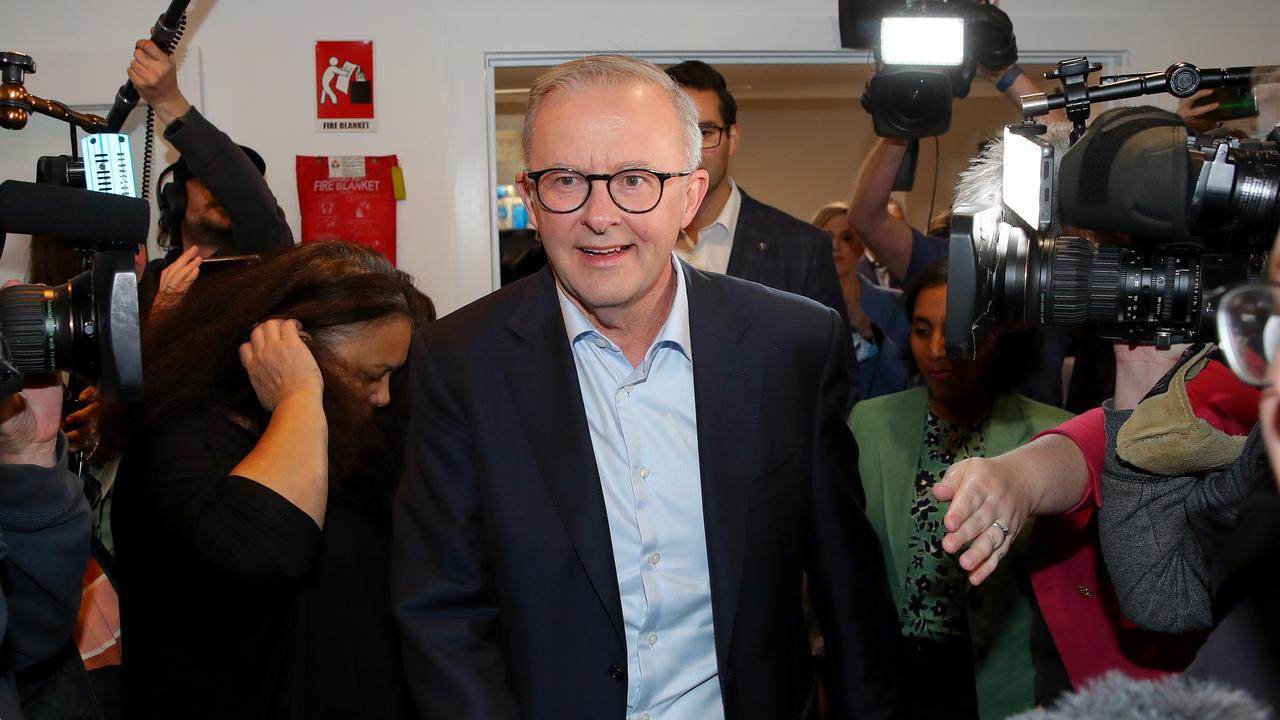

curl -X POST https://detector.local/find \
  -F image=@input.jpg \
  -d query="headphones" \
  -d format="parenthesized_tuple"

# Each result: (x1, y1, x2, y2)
(156, 144, 269, 248)
(156, 158, 192, 247)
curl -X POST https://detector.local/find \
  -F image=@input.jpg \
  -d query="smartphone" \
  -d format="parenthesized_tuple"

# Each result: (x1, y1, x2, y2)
(1191, 86, 1259, 122)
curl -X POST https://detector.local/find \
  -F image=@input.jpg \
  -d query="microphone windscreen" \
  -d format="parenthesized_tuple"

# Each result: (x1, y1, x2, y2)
(0, 180, 149, 249)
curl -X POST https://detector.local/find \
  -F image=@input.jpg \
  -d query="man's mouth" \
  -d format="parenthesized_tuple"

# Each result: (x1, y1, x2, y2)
(579, 245, 633, 257)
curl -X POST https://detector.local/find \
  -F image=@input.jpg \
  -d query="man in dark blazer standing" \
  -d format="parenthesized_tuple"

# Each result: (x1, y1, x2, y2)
(393, 55, 902, 720)
(666, 60, 857, 402)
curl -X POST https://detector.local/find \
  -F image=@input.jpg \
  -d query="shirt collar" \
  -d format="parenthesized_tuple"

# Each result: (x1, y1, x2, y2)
(698, 177, 741, 238)
(556, 254, 693, 362)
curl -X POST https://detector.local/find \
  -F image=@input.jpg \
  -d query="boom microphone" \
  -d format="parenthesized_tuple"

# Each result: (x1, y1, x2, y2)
(103, 0, 191, 133)
(0, 180, 149, 250)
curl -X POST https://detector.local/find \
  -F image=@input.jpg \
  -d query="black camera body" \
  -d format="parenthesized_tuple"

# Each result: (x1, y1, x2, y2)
(0, 180, 147, 401)
(862, 1, 1018, 139)
(946, 94, 1278, 360)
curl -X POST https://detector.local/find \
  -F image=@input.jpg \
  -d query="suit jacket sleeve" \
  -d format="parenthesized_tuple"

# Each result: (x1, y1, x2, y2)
(1098, 405, 1266, 633)
(392, 337, 519, 719)
(805, 309, 904, 719)
(166, 107, 294, 253)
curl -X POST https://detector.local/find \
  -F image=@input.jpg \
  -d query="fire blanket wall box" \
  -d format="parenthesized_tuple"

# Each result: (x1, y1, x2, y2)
(296, 155, 400, 265)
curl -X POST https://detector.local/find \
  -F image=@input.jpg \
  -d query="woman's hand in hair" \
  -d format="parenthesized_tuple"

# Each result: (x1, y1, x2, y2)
(239, 319, 323, 412)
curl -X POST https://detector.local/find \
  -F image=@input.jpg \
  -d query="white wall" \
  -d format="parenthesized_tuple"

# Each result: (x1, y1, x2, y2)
(3, 0, 1276, 313)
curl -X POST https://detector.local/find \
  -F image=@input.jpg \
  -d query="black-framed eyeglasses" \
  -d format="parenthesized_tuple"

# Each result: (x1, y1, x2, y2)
(699, 124, 728, 150)
(525, 167, 693, 214)
(1217, 281, 1280, 387)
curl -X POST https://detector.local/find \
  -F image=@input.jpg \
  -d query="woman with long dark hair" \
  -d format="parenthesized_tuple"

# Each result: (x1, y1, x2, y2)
(849, 258, 1070, 719)
(109, 241, 433, 719)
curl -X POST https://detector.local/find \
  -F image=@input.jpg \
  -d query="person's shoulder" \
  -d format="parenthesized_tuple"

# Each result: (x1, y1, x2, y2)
(692, 264, 834, 326)
(417, 272, 548, 347)
(736, 188, 829, 247)
(1005, 393, 1074, 428)
(850, 386, 925, 429)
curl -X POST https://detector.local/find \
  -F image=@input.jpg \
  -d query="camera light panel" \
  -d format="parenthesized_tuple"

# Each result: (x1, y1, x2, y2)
(1002, 126, 1053, 232)
(879, 16, 965, 67)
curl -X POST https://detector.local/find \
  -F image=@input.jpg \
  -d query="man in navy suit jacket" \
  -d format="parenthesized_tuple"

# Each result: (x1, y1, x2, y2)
(393, 55, 902, 720)
(666, 61, 858, 403)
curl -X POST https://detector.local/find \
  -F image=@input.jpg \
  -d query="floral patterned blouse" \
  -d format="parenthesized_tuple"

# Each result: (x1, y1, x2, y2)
(899, 408, 987, 641)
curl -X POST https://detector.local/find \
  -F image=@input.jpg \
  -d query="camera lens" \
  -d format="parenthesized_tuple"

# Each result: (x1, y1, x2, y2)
(1008, 234, 1259, 344)
(1042, 239, 1199, 328)
(0, 271, 99, 378)
(867, 70, 954, 138)
(1227, 160, 1280, 232)
(891, 77, 942, 123)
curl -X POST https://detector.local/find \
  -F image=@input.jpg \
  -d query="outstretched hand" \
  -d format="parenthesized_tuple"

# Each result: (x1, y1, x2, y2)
(932, 456, 1033, 586)
(239, 319, 324, 412)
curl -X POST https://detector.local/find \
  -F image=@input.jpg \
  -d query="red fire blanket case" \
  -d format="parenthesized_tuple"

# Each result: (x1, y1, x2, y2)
(296, 155, 398, 265)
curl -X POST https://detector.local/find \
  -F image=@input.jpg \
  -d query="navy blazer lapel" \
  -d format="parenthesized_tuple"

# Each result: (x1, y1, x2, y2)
(684, 263, 761, 665)
(499, 268, 626, 645)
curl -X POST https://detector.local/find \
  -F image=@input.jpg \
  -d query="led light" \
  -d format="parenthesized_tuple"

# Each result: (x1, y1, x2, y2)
(880, 16, 965, 67)
(1002, 127, 1053, 232)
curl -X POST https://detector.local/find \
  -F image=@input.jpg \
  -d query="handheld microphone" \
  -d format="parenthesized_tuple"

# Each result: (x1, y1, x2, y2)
(103, 0, 191, 133)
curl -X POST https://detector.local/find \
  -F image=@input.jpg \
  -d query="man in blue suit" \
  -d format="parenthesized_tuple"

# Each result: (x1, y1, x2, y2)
(393, 55, 902, 720)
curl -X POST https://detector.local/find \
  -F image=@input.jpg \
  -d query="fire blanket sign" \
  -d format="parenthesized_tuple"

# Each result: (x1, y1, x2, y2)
(315, 40, 375, 132)
(296, 155, 399, 265)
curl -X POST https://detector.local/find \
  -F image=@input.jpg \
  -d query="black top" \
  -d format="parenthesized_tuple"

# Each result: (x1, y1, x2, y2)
(111, 413, 409, 719)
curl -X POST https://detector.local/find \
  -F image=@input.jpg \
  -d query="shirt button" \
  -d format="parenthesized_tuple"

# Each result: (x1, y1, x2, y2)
(648, 552, 661, 566)
(639, 466, 650, 479)
(640, 714, 651, 720)
(646, 633, 658, 646)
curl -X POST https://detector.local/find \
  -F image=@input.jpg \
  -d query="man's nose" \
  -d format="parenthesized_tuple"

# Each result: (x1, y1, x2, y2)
(581, 180, 621, 234)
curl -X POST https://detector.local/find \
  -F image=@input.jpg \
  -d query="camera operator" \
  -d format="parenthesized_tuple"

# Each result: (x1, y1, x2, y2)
(845, 34, 1071, 405)
(846, 65, 1066, 290)
(930, 112, 1265, 691)
(1090, 242, 1280, 712)
(127, 36, 293, 311)
(0, 354, 96, 716)
(996, 238, 1280, 718)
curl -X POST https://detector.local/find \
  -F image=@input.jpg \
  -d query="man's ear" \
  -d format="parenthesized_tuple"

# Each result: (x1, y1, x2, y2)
(514, 171, 539, 231)
(727, 123, 741, 157)
(680, 169, 711, 229)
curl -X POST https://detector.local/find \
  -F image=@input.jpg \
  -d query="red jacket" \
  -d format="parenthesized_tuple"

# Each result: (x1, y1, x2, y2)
(1029, 360, 1258, 688)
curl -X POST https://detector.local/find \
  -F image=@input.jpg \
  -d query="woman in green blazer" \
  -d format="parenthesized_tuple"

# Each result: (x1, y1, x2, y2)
(849, 260, 1072, 720)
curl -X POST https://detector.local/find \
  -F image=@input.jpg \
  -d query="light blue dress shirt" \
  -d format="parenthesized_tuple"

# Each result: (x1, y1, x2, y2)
(556, 256, 723, 720)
